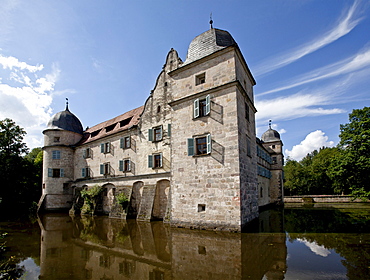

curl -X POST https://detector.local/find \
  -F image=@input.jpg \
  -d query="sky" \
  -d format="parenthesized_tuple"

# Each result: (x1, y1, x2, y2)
(0, 0, 369, 161)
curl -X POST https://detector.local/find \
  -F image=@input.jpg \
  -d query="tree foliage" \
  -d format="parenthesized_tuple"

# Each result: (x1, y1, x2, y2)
(0, 119, 42, 212)
(284, 107, 370, 199)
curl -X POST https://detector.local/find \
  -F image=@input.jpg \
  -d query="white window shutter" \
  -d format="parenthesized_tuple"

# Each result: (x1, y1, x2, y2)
(60, 168, 64, 177)
(205, 94, 210, 115)
(100, 164, 104, 174)
(101, 143, 105, 153)
(128, 160, 131, 171)
(194, 99, 199, 118)
(148, 129, 153, 142)
(48, 168, 52, 177)
(120, 138, 124, 149)
(119, 160, 123, 172)
(206, 134, 212, 154)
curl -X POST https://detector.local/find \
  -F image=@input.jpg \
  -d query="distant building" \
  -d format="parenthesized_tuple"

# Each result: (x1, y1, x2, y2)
(39, 26, 284, 232)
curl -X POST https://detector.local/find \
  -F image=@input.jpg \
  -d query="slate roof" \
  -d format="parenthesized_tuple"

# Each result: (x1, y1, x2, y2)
(183, 28, 237, 65)
(46, 107, 84, 135)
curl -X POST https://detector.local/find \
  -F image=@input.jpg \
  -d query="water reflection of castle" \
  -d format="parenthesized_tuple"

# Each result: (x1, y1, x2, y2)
(38, 214, 286, 279)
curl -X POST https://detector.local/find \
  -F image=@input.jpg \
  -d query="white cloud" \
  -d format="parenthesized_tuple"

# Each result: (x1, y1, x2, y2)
(0, 57, 59, 150)
(258, 46, 370, 96)
(255, 0, 363, 76)
(0, 54, 44, 72)
(297, 238, 331, 257)
(285, 130, 335, 161)
(256, 91, 344, 124)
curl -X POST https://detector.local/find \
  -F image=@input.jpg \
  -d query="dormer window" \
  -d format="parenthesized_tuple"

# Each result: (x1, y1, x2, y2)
(196, 73, 206, 85)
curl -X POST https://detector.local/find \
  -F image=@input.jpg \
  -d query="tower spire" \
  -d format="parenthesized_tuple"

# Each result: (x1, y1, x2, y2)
(210, 13, 213, 29)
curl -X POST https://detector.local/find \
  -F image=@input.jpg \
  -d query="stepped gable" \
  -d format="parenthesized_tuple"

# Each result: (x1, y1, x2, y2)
(80, 105, 144, 145)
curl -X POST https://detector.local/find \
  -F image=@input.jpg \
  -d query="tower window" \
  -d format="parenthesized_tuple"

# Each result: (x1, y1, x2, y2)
(188, 134, 211, 156)
(193, 95, 210, 118)
(157, 105, 161, 113)
(198, 204, 206, 212)
(195, 73, 206, 85)
(52, 150, 61, 159)
(48, 168, 64, 178)
(54, 137, 60, 142)
(245, 102, 250, 121)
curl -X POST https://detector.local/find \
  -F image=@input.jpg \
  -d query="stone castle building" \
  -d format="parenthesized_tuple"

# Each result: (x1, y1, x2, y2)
(39, 26, 284, 232)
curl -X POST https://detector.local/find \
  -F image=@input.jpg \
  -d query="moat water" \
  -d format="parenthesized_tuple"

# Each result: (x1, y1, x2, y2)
(1, 203, 370, 280)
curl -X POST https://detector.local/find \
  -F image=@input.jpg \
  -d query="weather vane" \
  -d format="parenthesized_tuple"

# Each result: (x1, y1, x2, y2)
(210, 13, 213, 29)
(269, 120, 272, 129)
(66, 98, 69, 110)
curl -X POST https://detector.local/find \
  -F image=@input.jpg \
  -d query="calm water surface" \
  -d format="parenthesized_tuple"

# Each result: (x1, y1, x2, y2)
(1, 203, 370, 280)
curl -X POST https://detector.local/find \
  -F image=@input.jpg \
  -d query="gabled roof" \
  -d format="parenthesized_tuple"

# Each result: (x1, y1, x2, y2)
(79, 105, 144, 145)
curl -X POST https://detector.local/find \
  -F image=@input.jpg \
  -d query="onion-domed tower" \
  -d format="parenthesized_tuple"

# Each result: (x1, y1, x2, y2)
(40, 101, 84, 211)
(261, 121, 284, 204)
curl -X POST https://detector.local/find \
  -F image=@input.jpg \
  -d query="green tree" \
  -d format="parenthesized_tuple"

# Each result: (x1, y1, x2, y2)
(284, 147, 340, 195)
(329, 107, 370, 199)
(0, 119, 41, 212)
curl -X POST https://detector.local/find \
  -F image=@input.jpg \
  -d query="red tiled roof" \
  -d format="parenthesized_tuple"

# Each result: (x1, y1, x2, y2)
(78, 105, 144, 145)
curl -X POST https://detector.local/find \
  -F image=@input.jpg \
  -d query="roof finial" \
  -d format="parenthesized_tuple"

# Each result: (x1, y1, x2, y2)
(66, 98, 69, 111)
(210, 13, 213, 29)
(269, 119, 272, 129)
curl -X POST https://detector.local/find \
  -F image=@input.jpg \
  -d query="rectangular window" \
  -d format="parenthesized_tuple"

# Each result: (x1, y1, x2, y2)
(100, 163, 110, 175)
(101, 142, 111, 154)
(148, 126, 163, 142)
(194, 95, 210, 118)
(119, 159, 131, 172)
(52, 150, 61, 159)
(245, 102, 250, 121)
(120, 136, 131, 149)
(195, 73, 206, 85)
(54, 137, 60, 142)
(148, 153, 162, 168)
(188, 134, 211, 156)
(272, 156, 277, 164)
(48, 168, 64, 178)
(246, 137, 251, 157)
(83, 148, 91, 159)
(81, 167, 90, 178)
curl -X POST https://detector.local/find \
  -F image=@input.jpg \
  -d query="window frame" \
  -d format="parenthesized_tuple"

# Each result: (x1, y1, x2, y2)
(120, 136, 131, 149)
(148, 153, 163, 169)
(119, 159, 131, 172)
(148, 126, 163, 142)
(188, 134, 211, 156)
(52, 150, 61, 160)
(48, 168, 64, 178)
(81, 167, 90, 178)
(194, 95, 210, 118)
(100, 142, 111, 154)
(195, 73, 206, 86)
(100, 163, 110, 175)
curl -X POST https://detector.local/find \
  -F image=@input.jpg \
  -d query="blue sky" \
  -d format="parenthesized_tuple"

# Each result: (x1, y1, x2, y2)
(0, 0, 369, 160)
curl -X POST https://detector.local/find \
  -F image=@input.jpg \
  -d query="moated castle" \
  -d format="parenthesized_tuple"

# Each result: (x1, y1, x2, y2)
(39, 27, 284, 232)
